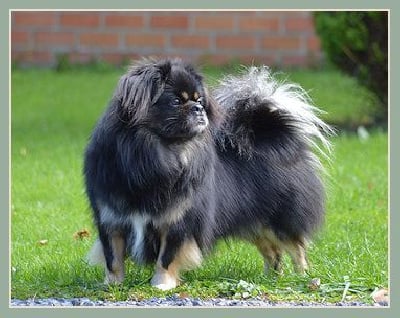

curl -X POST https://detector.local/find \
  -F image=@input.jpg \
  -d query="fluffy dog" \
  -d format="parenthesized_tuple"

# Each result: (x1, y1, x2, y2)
(84, 58, 332, 290)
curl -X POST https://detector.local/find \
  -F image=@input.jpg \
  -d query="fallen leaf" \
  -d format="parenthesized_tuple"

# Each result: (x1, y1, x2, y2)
(371, 288, 389, 304)
(308, 278, 321, 291)
(179, 292, 189, 299)
(38, 239, 48, 245)
(73, 229, 91, 240)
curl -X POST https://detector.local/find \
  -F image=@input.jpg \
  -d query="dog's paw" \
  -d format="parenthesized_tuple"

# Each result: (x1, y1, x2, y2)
(104, 270, 124, 285)
(150, 271, 178, 291)
(152, 282, 177, 291)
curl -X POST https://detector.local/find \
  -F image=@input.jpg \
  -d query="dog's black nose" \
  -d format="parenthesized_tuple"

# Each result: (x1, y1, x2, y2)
(191, 103, 204, 113)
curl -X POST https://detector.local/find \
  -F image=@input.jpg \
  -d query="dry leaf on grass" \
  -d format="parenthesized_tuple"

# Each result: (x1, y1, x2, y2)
(308, 278, 321, 291)
(179, 292, 190, 299)
(38, 239, 48, 245)
(73, 229, 91, 240)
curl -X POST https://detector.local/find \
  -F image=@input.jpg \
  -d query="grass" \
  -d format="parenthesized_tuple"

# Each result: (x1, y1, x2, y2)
(11, 67, 388, 304)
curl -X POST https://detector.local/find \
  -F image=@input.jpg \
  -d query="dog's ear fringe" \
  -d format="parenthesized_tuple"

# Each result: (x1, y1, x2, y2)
(203, 88, 225, 133)
(114, 58, 172, 126)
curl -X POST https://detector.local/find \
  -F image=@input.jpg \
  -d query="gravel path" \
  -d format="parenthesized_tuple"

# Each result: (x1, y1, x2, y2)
(10, 296, 388, 307)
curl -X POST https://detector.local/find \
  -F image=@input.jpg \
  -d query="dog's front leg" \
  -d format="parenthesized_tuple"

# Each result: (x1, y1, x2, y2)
(150, 229, 181, 290)
(151, 226, 203, 291)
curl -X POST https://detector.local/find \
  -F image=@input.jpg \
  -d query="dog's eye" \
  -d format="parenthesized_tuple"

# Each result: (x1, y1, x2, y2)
(197, 97, 204, 105)
(172, 98, 181, 106)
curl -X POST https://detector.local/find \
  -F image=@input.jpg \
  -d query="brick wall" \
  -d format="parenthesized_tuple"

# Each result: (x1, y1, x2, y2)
(11, 11, 322, 68)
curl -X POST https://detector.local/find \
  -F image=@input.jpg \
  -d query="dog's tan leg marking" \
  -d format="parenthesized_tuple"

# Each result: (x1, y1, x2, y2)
(151, 234, 202, 291)
(286, 240, 309, 274)
(253, 229, 310, 275)
(104, 234, 126, 284)
(254, 232, 283, 274)
(150, 231, 177, 290)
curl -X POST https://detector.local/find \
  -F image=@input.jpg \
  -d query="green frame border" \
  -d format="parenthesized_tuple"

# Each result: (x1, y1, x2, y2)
(4, 1, 397, 318)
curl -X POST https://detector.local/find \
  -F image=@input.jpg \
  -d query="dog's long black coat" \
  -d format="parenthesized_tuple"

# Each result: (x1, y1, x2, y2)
(84, 58, 331, 289)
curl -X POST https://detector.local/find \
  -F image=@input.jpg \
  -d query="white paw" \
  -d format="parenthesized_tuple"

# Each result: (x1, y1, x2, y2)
(150, 272, 178, 290)
(152, 282, 177, 291)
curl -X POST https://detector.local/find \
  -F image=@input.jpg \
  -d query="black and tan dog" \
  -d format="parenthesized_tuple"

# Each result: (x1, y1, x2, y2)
(84, 58, 332, 290)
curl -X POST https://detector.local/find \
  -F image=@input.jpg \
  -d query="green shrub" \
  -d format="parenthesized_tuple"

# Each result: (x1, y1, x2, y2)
(314, 11, 388, 120)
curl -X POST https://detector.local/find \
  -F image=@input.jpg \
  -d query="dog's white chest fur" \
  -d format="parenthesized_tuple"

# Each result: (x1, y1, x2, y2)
(87, 204, 150, 264)
(130, 214, 149, 262)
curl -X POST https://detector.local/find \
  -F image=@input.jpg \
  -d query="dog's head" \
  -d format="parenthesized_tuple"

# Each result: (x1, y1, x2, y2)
(114, 58, 220, 141)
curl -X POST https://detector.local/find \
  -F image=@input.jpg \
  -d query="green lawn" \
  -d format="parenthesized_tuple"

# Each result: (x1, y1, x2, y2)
(11, 67, 388, 303)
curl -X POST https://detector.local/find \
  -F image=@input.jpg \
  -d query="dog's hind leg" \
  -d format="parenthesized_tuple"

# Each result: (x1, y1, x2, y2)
(253, 235, 283, 275)
(97, 228, 126, 284)
(252, 228, 284, 274)
(150, 228, 202, 291)
(285, 238, 309, 274)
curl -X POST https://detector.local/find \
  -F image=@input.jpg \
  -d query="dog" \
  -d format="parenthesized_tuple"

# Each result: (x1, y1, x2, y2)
(83, 57, 332, 290)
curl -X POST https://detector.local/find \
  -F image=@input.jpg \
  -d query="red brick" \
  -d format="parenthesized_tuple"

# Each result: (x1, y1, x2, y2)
(60, 13, 100, 27)
(12, 51, 52, 63)
(199, 54, 275, 66)
(239, 17, 279, 31)
(68, 52, 94, 63)
(171, 35, 209, 49)
(101, 53, 138, 65)
(262, 37, 300, 49)
(238, 55, 275, 66)
(150, 16, 188, 29)
(150, 53, 191, 62)
(285, 17, 314, 32)
(11, 31, 29, 44)
(282, 55, 308, 66)
(216, 36, 256, 49)
(200, 54, 231, 66)
(35, 32, 75, 45)
(68, 52, 92, 63)
(80, 33, 118, 46)
(307, 35, 321, 52)
(13, 11, 56, 26)
(126, 34, 166, 48)
(195, 16, 234, 30)
(104, 14, 144, 28)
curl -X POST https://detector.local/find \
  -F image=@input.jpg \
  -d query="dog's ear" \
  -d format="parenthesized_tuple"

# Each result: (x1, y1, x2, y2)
(115, 58, 171, 125)
(157, 59, 172, 82)
(184, 62, 204, 83)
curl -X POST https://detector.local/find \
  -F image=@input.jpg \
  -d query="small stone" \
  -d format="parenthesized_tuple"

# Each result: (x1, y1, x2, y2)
(242, 291, 250, 299)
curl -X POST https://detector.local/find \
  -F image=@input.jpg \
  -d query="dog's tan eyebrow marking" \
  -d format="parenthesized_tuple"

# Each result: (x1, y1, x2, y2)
(181, 91, 189, 101)
(194, 92, 199, 100)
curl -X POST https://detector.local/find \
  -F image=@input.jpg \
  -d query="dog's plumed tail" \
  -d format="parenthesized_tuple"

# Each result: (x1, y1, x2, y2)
(214, 66, 333, 161)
